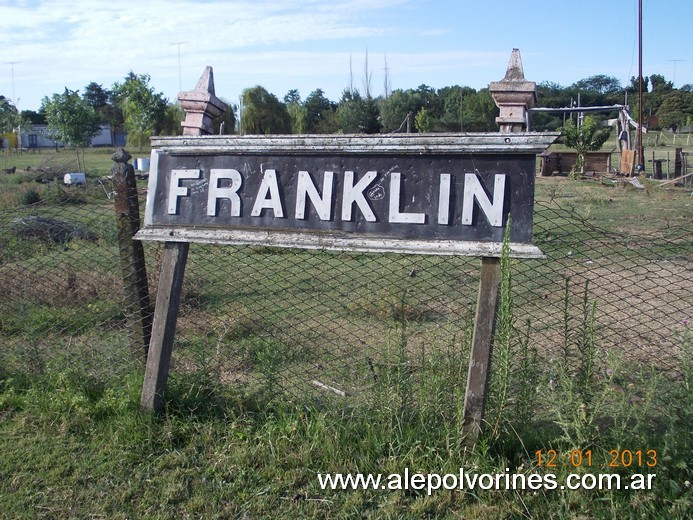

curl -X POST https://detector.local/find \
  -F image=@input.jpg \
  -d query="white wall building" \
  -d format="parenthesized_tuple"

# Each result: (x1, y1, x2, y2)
(20, 124, 115, 148)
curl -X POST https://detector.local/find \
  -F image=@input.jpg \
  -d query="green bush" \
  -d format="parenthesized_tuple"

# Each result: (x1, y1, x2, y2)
(19, 187, 42, 206)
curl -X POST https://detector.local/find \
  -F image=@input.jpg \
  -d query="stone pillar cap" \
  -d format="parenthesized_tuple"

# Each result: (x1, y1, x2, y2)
(178, 66, 227, 114)
(178, 66, 228, 135)
(488, 49, 536, 130)
(488, 48, 537, 104)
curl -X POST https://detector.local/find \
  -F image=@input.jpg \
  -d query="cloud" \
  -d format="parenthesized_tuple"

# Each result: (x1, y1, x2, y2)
(1, 0, 415, 106)
(4, 0, 610, 109)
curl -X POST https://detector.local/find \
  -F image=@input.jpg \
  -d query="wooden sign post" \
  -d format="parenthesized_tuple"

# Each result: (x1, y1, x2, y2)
(138, 54, 557, 434)
(140, 67, 227, 412)
(460, 49, 539, 447)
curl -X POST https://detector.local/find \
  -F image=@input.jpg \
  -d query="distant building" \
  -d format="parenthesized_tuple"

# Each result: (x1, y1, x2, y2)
(19, 124, 117, 149)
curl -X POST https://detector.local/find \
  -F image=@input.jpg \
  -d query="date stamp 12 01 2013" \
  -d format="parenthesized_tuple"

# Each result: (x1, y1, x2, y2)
(535, 449, 657, 469)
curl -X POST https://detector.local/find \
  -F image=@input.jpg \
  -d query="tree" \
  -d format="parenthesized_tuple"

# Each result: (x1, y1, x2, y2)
(562, 115, 611, 176)
(82, 81, 122, 127)
(284, 90, 307, 134)
(336, 89, 362, 133)
(460, 89, 497, 131)
(286, 103, 308, 134)
(649, 74, 673, 95)
(336, 89, 381, 134)
(211, 100, 237, 135)
(378, 89, 424, 132)
(630, 74, 675, 130)
(284, 89, 302, 105)
(569, 75, 623, 113)
(112, 72, 168, 149)
(21, 109, 46, 125)
(0, 96, 21, 134)
(532, 82, 571, 131)
(304, 88, 337, 133)
(436, 85, 475, 131)
(572, 75, 622, 96)
(83, 82, 111, 108)
(414, 107, 431, 133)
(627, 75, 649, 94)
(240, 86, 290, 135)
(655, 90, 693, 132)
(361, 96, 381, 134)
(158, 104, 185, 136)
(416, 84, 438, 114)
(42, 88, 101, 171)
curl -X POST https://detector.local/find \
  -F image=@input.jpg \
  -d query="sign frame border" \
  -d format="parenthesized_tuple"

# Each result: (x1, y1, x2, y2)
(137, 133, 559, 258)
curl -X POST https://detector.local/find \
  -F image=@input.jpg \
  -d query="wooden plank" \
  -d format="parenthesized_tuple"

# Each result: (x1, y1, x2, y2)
(151, 132, 559, 155)
(658, 171, 693, 186)
(140, 241, 189, 412)
(136, 227, 545, 259)
(461, 257, 501, 448)
(621, 149, 636, 176)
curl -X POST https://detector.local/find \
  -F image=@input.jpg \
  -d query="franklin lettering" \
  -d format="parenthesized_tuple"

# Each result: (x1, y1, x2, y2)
(166, 167, 506, 228)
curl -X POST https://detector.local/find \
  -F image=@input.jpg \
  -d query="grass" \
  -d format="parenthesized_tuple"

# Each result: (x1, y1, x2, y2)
(0, 145, 691, 517)
(0, 319, 690, 518)
(1, 146, 137, 177)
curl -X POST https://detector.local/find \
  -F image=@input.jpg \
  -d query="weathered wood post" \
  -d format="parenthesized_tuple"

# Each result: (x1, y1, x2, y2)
(140, 67, 227, 412)
(112, 147, 152, 360)
(674, 147, 682, 178)
(461, 49, 537, 448)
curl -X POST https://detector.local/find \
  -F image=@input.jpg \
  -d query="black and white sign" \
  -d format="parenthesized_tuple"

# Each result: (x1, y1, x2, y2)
(137, 134, 557, 257)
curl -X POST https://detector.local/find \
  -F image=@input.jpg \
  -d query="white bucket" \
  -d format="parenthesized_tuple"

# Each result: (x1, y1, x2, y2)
(136, 157, 150, 171)
(64, 173, 86, 185)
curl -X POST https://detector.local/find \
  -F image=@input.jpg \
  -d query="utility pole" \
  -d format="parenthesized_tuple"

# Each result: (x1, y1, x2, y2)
(668, 59, 685, 87)
(5, 61, 21, 150)
(5, 61, 20, 105)
(637, 0, 644, 173)
(348, 54, 354, 95)
(363, 49, 372, 99)
(171, 42, 189, 93)
(383, 54, 391, 98)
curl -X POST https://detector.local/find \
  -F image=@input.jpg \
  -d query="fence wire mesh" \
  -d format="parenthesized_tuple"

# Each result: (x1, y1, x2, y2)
(0, 173, 691, 412)
(0, 181, 141, 380)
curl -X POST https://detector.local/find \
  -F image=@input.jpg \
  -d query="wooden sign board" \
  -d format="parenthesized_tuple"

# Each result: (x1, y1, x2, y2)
(621, 149, 636, 176)
(137, 134, 558, 258)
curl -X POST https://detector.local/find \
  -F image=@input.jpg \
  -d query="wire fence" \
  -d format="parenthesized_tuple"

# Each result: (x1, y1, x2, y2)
(0, 171, 691, 411)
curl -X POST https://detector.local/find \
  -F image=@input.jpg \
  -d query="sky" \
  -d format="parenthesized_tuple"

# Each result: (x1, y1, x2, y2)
(1, 0, 692, 112)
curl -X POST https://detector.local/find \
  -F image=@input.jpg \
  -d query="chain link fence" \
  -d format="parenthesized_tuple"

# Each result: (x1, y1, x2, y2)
(1, 169, 691, 411)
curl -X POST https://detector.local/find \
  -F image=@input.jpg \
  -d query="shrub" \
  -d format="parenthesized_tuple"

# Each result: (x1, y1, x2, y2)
(19, 188, 42, 206)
